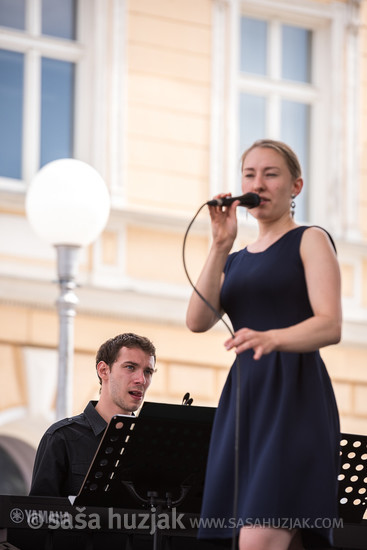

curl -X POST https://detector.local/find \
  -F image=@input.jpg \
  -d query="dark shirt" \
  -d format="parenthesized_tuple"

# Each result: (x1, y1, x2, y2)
(29, 401, 107, 497)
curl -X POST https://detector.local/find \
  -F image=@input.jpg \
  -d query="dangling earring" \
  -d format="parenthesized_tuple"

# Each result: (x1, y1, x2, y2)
(290, 195, 296, 218)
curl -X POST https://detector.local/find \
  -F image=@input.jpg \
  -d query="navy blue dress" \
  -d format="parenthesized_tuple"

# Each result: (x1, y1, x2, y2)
(199, 226, 340, 546)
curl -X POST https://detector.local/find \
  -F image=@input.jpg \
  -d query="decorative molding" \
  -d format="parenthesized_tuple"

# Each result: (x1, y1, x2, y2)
(23, 347, 57, 420)
(344, 0, 362, 240)
(109, 0, 127, 198)
(0, 274, 190, 324)
(0, 407, 27, 427)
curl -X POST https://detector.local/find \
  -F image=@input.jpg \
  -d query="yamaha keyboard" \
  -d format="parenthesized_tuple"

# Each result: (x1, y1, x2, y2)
(0, 494, 206, 550)
(1, 427, 367, 549)
(1, 495, 367, 550)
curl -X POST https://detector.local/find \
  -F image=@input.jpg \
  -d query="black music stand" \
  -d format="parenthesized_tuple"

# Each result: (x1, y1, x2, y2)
(73, 401, 215, 513)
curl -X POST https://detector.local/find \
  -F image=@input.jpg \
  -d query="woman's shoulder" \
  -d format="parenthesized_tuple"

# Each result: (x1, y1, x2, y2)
(301, 225, 337, 253)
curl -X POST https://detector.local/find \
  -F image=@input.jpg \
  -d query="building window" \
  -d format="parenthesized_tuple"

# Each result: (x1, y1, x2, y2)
(41, 57, 75, 166)
(41, 0, 76, 40)
(0, 0, 25, 31)
(0, 0, 79, 182)
(0, 49, 24, 179)
(238, 15, 314, 221)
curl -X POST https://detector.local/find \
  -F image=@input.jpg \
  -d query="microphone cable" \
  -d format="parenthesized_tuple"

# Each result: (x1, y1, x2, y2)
(182, 202, 241, 550)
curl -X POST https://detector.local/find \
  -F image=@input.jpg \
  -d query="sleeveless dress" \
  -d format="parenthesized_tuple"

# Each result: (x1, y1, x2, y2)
(198, 226, 340, 547)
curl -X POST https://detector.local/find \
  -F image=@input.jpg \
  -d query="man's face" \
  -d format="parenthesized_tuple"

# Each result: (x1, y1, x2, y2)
(102, 346, 155, 415)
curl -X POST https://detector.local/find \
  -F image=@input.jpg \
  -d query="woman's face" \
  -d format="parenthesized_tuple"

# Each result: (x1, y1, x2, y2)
(241, 146, 302, 221)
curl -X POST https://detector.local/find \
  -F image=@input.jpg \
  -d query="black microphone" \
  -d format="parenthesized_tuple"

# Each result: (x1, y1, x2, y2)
(182, 392, 194, 406)
(207, 192, 260, 208)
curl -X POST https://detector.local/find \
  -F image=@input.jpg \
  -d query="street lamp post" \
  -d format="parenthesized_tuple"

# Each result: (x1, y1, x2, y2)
(54, 244, 80, 419)
(26, 159, 110, 420)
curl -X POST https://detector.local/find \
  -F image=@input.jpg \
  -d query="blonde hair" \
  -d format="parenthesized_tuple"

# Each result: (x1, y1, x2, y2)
(241, 139, 302, 180)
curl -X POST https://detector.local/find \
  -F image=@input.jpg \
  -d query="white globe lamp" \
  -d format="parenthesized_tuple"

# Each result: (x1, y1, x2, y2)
(26, 159, 111, 419)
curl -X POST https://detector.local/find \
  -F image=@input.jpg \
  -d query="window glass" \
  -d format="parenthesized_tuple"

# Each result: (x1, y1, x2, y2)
(239, 93, 266, 153)
(238, 12, 314, 220)
(282, 25, 312, 83)
(42, 0, 76, 40)
(0, 0, 25, 30)
(238, 93, 266, 194)
(281, 99, 310, 220)
(240, 17, 267, 76)
(41, 58, 75, 166)
(0, 49, 24, 179)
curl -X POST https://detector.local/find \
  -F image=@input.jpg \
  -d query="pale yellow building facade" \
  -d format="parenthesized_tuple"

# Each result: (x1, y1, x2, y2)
(1, 0, 367, 488)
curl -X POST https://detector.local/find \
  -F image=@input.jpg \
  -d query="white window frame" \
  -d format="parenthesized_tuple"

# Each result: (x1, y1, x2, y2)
(0, 0, 127, 203)
(0, 0, 84, 192)
(211, 0, 359, 238)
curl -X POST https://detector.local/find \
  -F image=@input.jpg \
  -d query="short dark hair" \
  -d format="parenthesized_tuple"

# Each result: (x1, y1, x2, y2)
(95, 333, 156, 386)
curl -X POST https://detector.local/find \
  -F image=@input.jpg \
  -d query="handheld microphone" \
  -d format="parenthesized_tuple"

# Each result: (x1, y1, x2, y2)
(206, 192, 260, 208)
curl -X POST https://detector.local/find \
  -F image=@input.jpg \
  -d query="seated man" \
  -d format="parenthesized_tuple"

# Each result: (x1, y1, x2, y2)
(29, 332, 156, 497)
